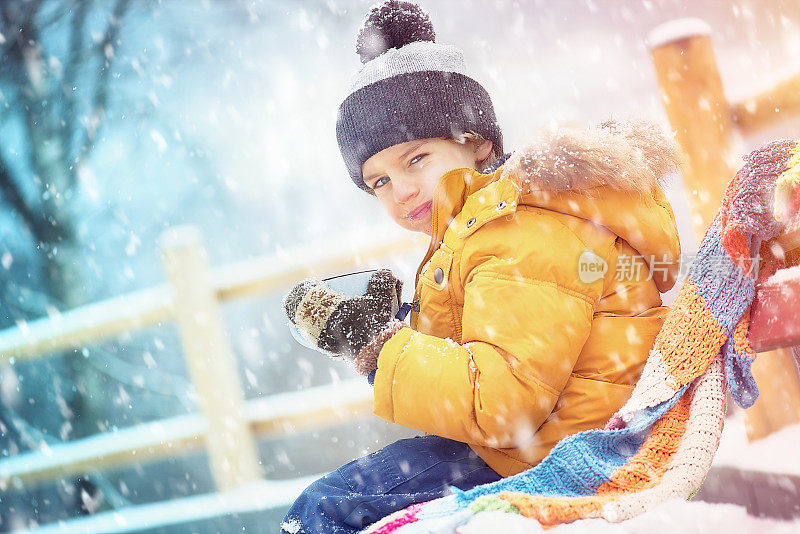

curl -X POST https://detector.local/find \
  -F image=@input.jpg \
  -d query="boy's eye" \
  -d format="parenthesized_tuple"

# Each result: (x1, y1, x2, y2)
(409, 154, 427, 165)
(371, 176, 390, 189)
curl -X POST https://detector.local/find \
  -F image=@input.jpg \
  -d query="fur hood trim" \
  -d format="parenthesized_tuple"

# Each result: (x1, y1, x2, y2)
(500, 119, 679, 197)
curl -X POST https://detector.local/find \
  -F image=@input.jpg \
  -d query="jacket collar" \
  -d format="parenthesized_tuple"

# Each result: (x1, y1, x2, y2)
(421, 120, 682, 292)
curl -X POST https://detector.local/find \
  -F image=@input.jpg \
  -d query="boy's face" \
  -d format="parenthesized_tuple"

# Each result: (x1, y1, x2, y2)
(362, 137, 492, 235)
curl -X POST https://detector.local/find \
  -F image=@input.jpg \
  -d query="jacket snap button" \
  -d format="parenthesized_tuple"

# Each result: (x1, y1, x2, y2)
(497, 200, 507, 210)
(434, 267, 444, 284)
(466, 218, 476, 228)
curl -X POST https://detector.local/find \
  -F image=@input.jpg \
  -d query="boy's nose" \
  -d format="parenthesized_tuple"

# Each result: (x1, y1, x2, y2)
(393, 181, 419, 204)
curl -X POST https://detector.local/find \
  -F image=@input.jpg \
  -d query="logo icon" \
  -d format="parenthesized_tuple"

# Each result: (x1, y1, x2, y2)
(578, 249, 608, 284)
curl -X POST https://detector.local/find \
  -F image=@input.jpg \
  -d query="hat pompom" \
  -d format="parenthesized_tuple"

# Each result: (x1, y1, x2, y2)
(356, 1, 435, 64)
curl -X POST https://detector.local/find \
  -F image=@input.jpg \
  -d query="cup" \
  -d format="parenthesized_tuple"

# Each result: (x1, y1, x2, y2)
(288, 270, 379, 354)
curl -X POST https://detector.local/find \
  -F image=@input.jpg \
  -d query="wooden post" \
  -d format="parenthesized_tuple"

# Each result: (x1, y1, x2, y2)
(648, 19, 741, 238)
(160, 225, 261, 490)
(747, 256, 800, 440)
(742, 348, 800, 440)
(649, 19, 800, 441)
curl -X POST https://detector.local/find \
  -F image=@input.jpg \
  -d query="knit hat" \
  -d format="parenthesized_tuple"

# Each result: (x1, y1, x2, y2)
(336, 1, 503, 192)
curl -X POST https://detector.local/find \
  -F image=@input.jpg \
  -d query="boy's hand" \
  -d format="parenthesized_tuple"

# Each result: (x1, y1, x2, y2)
(283, 269, 405, 376)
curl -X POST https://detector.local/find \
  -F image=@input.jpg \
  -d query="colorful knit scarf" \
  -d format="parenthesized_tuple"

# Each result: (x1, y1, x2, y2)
(363, 139, 800, 534)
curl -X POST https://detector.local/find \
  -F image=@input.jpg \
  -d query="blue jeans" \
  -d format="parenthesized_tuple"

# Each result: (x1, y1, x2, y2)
(280, 435, 502, 533)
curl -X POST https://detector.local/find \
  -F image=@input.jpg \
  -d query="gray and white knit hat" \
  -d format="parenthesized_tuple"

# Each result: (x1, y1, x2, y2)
(336, 1, 503, 193)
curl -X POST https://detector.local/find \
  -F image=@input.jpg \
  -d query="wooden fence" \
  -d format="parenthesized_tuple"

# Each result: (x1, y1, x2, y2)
(0, 226, 424, 530)
(649, 18, 800, 441)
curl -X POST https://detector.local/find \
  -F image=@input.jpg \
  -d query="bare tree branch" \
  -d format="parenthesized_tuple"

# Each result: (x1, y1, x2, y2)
(0, 3, 32, 86)
(0, 5, 12, 58)
(31, 0, 74, 32)
(0, 148, 51, 244)
(72, 0, 132, 171)
(10, 1, 53, 186)
(62, 0, 90, 161)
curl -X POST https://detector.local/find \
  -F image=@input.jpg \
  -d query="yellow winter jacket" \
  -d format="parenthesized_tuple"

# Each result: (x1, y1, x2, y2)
(372, 122, 682, 477)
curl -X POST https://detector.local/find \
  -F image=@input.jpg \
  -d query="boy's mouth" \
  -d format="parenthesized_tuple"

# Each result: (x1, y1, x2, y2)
(407, 201, 432, 221)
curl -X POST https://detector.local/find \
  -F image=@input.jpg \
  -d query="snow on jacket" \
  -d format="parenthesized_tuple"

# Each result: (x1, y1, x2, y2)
(372, 120, 682, 477)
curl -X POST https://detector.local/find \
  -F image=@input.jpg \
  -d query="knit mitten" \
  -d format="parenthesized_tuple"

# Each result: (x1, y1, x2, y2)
(283, 269, 405, 376)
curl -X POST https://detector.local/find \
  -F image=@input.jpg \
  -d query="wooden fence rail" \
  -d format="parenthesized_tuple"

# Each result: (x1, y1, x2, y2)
(0, 378, 373, 489)
(731, 71, 800, 136)
(0, 229, 422, 362)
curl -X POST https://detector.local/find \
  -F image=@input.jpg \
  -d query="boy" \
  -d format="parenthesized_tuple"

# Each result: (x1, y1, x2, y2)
(282, 2, 681, 532)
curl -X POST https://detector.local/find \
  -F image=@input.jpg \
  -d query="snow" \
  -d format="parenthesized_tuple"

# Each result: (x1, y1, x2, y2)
(646, 18, 712, 48)
(2, 0, 800, 530)
(24, 477, 322, 534)
(457, 500, 800, 534)
(713, 414, 800, 476)
(764, 265, 800, 286)
(157, 225, 205, 252)
(281, 517, 303, 534)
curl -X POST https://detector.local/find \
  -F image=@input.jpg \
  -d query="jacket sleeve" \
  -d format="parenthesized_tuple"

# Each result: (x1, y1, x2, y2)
(372, 214, 606, 448)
